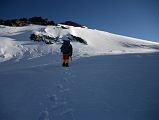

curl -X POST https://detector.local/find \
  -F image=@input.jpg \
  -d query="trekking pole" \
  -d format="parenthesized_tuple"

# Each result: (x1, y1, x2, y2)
(70, 56, 72, 61)
(60, 52, 63, 63)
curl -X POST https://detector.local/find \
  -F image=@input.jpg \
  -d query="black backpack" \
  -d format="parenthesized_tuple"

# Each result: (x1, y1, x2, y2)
(61, 41, 72, 55)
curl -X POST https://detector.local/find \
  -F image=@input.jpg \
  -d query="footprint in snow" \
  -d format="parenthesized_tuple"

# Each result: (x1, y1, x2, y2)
(47, 94, 58, 105)
(56, 84, 64, 89)
(60, 108, 76, 120)
(38, 110, 49, 120)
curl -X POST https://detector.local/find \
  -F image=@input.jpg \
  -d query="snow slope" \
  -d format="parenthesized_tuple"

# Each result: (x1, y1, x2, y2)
(0, 25, 159, 120)
(0, 25, 159, 62)
(0, 53, 159, 120)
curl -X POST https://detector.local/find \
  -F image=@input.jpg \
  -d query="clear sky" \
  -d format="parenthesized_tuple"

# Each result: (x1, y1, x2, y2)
(0, 0, 159, 42)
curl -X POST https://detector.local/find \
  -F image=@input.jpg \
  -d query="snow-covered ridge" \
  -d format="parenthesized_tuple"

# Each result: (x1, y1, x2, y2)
(0, 25, 159, 62)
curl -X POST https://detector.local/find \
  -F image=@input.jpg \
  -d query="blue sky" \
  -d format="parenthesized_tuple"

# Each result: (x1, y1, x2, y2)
(0, 0, 159, 42)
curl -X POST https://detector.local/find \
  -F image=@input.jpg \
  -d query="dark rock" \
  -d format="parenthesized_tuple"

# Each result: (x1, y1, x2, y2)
(61, 21, 84, 27)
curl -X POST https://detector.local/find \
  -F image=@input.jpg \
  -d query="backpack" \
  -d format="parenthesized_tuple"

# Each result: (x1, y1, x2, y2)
(61, 41, 72, 55)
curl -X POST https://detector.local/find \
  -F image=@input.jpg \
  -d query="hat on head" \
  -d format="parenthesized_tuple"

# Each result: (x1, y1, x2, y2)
(62, 35, 70, 41)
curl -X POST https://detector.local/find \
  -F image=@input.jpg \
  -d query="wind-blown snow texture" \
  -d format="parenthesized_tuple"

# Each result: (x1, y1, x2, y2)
(0, 25, 159, 120)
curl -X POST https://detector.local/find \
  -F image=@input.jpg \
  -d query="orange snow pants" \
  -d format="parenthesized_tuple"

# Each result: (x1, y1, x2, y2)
(62, 54, 69, 64)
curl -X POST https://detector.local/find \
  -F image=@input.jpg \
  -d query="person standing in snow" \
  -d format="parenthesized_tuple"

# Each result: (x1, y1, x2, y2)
(60, 38, 73, 67)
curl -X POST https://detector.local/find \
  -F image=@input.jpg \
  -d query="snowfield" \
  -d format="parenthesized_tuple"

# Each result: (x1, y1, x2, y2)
(0, 25, 159, 62)
(0, 25, 159, 120)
